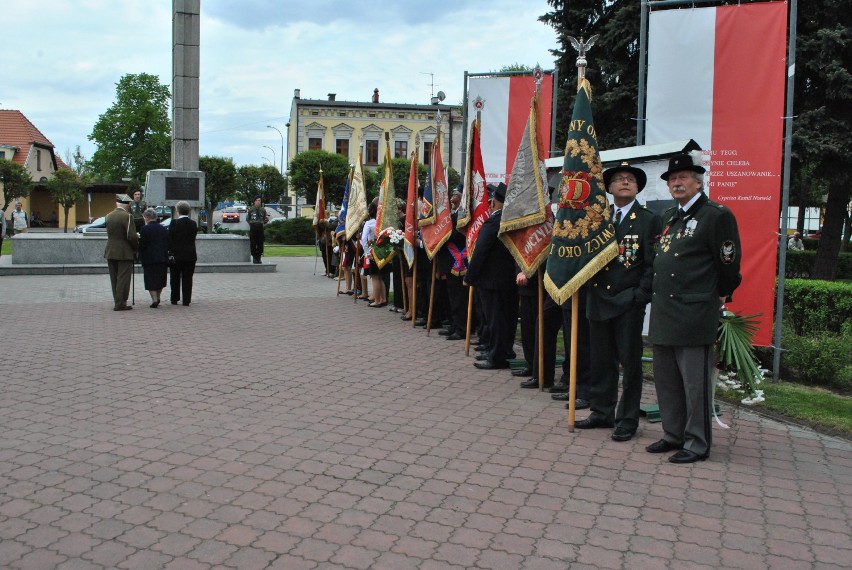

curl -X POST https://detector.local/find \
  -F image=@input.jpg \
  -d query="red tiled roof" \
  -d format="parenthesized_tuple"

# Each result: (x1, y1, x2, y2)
(0, 110, 57, 168)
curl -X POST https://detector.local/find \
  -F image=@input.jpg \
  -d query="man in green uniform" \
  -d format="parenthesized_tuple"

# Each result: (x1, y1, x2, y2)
(104, 194, 139, 311)
(647, 153, 742, 464)
(247, 196, 268, 264)
(129, 190, 147, 233)
(576, 162, 662, 442)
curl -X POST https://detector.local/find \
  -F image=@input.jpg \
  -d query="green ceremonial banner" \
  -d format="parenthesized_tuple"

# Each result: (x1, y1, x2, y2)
(543, 79, 617, 305)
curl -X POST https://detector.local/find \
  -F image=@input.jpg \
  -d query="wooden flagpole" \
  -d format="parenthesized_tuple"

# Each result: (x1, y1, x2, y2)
(567, 293, 579, 432)
(465, 286, 474, 357)
(426, 259, 436, 335)
(537, 268, 545, 390)
(411, 247, 418, 327)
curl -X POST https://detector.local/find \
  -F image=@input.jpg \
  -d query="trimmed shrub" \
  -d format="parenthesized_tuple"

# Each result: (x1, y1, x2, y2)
(782, 251, 852, 279)
(782, 322, 852, 392)
(266, 217, 315, 245)
(783, 279, 852, 336)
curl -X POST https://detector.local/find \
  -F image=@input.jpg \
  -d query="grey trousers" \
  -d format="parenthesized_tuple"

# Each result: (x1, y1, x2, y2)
(652, 344, 715, 455)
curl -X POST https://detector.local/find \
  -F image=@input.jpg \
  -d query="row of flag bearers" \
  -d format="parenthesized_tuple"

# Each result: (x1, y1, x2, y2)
(317, 71, 741, 464)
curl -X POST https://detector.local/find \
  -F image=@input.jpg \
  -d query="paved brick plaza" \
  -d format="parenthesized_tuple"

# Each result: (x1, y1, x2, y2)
(0, 257, 850, 569)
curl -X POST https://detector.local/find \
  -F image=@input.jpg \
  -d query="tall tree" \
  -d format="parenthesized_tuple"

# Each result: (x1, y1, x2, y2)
(199, 156, 237, 233)
(88, 73, 171, 184)
(47, 169, 85, 233)
(0, 159, 33, 216)
(287, 150, 351, 206)
(64, 146, 91, 178)
(540, 0, 640, 150)
(235, 164, 286, 206)
(791, 0, 852, 275)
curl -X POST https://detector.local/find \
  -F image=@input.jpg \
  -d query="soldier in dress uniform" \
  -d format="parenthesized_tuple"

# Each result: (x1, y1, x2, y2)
(247, 196, 268, 264)
(129, 190, 147, 233)
(104, 194, 139, 311)
(647, 152, 742, 464)
(576, 162, 662, 442)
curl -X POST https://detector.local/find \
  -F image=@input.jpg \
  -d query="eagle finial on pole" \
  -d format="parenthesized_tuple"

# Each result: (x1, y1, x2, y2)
(566, 34, 599, 86)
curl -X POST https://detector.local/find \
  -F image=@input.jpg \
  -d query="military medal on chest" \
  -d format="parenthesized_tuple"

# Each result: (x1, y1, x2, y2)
(618, 234, 639, 267)
(685, 218, 698, 237)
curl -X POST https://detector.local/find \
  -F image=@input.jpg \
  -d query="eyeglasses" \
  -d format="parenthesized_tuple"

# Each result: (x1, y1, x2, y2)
(611, 175, 636, 183)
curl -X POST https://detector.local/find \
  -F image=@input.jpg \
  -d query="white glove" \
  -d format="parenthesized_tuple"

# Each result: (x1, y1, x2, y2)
(333, 245, 340, 254)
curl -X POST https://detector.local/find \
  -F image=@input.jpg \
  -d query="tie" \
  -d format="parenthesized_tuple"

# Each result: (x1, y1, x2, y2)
(615, 209, 622, 225)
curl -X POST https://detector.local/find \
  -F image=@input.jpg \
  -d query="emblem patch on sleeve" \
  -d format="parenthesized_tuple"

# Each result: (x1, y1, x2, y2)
(720, 240, 736, 264)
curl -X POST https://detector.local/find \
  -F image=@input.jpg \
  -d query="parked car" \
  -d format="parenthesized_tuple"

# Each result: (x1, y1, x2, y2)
(805, 230, 821, 239)
(73, 216, 107, 234)
(221, 207, 240, 223)
(155, 205, 172, 221)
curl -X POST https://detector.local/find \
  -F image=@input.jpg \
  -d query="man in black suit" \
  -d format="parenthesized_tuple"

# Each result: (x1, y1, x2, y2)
(168, 201, 198, 306)
(576, 162, 662, 442)
(465, 183, 518, 370)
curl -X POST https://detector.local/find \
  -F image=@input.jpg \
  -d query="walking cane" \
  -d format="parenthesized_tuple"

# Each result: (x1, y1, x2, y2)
(131, 259, 136, 306)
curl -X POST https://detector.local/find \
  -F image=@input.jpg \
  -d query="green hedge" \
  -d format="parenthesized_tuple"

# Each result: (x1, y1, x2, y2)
(783, 251, 852, 279)
(783, 279, 852, 336)
(265, 217, 316, 245)
(782, 322, 852, 391)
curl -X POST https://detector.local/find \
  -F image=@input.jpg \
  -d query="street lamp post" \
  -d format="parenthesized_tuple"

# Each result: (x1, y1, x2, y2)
(262, 145, 276, 170)
(266, 125, 284, 174)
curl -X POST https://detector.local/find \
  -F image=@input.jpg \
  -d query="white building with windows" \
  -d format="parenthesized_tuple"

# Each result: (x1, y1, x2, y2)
(287, 89, 464, 173)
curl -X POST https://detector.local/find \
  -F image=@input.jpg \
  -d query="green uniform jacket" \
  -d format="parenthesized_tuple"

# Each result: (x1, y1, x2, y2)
(247, 206, 267, 225)
(649, 193, 741, 346)
(103, 207, 139, 261)
(587, 202, 662, 322)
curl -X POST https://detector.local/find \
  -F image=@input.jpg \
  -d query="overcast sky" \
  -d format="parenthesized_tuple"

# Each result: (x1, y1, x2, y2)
(4, 0, 558, 170)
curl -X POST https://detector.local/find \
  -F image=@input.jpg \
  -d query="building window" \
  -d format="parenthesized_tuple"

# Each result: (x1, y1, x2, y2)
(365, 140, 379, 165)
(309, 138, 322, 151)
(368, 112, 376, 118)
(394, 141, 408, 158)
(423, 141, 433, 166)
(36, 149, 42, 171)
(0, 151, 5, 160)
(398, 113, 405, 119)
(338, 112, 346, 117)
(311, 110, 319, 116)
(336, 139, 349, 158)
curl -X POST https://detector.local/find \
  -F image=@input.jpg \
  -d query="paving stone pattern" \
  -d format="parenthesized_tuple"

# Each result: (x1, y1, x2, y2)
(0, 258, 850, 569)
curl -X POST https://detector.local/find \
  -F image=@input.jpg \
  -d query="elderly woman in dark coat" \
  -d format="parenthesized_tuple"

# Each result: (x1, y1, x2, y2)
(138, 208, 170, 308)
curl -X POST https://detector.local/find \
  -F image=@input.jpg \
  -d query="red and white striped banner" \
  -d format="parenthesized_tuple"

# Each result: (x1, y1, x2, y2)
(467, 74, 554, 186)
(646, 2, 788, 346)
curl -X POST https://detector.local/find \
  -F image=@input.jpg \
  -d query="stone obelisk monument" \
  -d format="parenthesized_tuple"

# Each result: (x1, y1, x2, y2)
(145, 1, 204, 216)
(172, 0, 200, 171)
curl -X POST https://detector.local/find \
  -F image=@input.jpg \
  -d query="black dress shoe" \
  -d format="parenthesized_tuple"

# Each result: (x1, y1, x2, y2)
(414, 318, 426, 327)
(113, 305, 132, 311)
(400, 315, 413, 321)
(519, 378, 539, 389)
(645, 439, 682, 454)
(511, 367, 533, 377)
(668, 449, 708, 464)
(611, 427, 636, 442)
(438, 328, 454, 336)
(575, 398, 590, 410)
(549, 383, 568, 394)
(474, 360, 509, 370)
(551, 392, 569, 401)
(445, 333, 464, 340)
(475, 353, 489, 361)
(574, 416, 615, 429)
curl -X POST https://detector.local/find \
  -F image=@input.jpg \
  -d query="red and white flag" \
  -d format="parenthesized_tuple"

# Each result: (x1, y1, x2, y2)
(646, 2, 788, 345)
(466, 73, 554, 186)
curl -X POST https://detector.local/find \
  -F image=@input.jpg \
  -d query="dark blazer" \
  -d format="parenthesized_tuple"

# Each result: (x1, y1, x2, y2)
(103, 207, 138, 260)
(169, 216, 198, 262)
(138, 221, 170, 266)
(587, 202, 662, 321)
(649, 193, 742, 346)
(465, 209, 516, 290)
